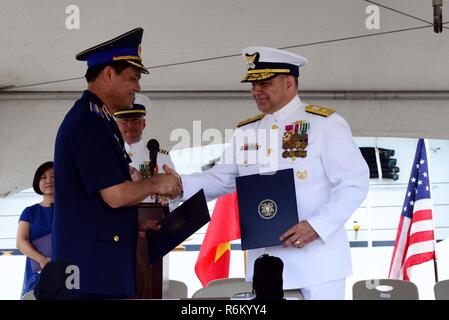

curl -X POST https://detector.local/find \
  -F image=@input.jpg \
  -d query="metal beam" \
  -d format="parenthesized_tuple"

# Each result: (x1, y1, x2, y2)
(2, 91, 449, 101)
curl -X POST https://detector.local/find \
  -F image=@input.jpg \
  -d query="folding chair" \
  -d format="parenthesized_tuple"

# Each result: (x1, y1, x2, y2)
(192, 281, 253, 299)
(434, 279, 449, 300)
(352, 279, 419, 300)
(193, 280, 304, 300)
(206, 277, 246, 287)
(167, 280, 188, 299)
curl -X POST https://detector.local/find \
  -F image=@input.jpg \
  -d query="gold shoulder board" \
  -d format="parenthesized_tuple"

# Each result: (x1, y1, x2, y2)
(237, 114, 264, 128)
(305, 105, 336, 117)
(159, 148, 169, 155)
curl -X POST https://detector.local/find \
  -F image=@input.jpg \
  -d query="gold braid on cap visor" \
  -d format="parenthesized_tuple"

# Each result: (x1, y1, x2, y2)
(242, 68, 291, 81)
(112, 55, 142, 61)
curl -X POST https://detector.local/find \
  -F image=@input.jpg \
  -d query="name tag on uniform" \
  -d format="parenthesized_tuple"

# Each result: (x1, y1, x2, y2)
(236, 169, 299, 250)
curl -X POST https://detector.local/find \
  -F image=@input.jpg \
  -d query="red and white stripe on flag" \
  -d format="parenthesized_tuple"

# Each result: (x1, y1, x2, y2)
(389, 199, 436, 280)
(389, 139, 436, 280)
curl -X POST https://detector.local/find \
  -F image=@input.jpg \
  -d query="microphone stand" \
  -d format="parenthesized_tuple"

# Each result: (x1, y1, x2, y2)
(146, 139, 169, 217)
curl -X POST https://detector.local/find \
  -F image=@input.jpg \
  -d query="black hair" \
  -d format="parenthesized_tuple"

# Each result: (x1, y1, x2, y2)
(84, 61, 133, 82)
(32, 161, 54, 195)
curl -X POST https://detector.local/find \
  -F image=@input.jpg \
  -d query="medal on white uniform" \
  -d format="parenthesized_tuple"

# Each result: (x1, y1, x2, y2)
(282, 121, 310, 159)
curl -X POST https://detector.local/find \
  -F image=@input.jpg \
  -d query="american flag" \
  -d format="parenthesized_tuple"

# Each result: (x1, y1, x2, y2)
(389, 139, 436, 280)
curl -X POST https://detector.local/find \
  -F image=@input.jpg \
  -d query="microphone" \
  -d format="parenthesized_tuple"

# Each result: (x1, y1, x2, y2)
(146, 139, 160, 176)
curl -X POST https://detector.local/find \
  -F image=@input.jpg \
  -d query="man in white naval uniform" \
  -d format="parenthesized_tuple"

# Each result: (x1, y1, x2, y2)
(165, 47, 370, 299)
(114, 93, 176, 207)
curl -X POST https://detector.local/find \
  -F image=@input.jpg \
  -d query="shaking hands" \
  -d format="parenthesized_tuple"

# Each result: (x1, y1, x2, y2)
(150, 164, 183, 202)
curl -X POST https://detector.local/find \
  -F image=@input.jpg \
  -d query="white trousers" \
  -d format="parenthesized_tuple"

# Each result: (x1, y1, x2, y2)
(301, 278, 346, 300)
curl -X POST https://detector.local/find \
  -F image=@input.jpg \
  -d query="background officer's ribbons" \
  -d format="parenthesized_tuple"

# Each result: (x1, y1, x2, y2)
(236, 169, 299, 250)
(139, 161, 158, 177)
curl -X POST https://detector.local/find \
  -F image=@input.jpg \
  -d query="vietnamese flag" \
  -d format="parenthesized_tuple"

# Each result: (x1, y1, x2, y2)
(195, 192, 240, 287)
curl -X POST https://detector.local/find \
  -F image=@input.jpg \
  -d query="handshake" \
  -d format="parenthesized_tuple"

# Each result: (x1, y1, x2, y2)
(130, 164, 183, 203)
(154, 164, 183, 203)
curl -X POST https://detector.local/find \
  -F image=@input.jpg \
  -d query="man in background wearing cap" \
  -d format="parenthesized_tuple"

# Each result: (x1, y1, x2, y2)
(53, 28, 181, 299)
(165, 47, 369, 299)
(114, 93, 177, 209)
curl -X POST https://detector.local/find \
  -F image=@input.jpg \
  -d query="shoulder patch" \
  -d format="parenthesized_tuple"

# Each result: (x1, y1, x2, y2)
(159, 148, 169, 155)
(237, 114, 264, 128)
(89, 102, 103, 118)
(305, 105, 335, 117)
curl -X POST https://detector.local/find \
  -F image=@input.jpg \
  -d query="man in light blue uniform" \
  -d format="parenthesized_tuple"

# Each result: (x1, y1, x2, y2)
(166, 47, 369, 299)
(53, 28, 181, 299)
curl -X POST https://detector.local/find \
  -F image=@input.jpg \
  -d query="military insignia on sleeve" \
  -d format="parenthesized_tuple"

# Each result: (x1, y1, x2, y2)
(245, 52, 260, 69)
(258, 199, 277, 219)
(89, 102, 103, 117)
(282, 121, 310, 159)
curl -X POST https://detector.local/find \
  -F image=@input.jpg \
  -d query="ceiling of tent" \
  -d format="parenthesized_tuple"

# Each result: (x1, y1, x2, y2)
(0, 0, 449, 92)
(1, 0, 449, 197)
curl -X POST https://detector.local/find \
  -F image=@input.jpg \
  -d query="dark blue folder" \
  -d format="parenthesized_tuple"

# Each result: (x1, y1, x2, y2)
(236, 169, 299, 250)
(147, 189, 210, 263)
(31, 233, 52, 272)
